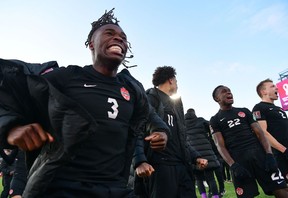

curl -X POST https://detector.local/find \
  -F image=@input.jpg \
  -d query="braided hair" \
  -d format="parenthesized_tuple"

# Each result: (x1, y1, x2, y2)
(85, 8, 119, 47)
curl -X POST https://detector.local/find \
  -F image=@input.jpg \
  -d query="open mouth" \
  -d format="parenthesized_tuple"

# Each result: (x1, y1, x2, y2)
(275, 91, 278, 96)
(107, 45, 124, 55)
(227, 95, 233, 100)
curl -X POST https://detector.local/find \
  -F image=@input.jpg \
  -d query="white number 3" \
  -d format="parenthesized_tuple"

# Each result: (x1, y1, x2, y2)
(107, 98, 119, 119)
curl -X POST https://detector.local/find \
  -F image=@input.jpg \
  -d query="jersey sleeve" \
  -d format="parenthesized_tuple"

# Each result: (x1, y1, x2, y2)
(42, 66, 76, 92)
(252, 103, 266, 121)
(244, 107, 257, 124)
(209, 115, 220, 134)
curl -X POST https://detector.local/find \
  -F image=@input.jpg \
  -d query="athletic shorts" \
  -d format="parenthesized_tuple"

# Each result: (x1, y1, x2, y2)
(148, 164, 197, 198)
(274, 151, 288, 182)
(231, 147, 287, 198)
(41, 179, 136, 198)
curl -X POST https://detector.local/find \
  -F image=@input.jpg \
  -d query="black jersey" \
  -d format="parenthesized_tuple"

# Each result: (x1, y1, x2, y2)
(158, 91, 183, 163)
(44, 65, 136, 183)
(210, 107, 260, 153)
(253, 102, 288, 148)
(148, 90, 183, 164)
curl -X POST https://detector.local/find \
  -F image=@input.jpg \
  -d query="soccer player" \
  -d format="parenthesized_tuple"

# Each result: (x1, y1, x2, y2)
(0, 8, 168, 198)
(210, 85, 288, 198)
(253, 79, 288, 182)
(134, 66, 208, 198)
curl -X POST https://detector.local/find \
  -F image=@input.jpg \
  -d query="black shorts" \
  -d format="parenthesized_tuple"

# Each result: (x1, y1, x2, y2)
(231, 147, 287, 198)
(148, 164, 197, 198)
(274, 151, 288, 182)
(194, 170, 205, 181)
(42, 179, 136, 198)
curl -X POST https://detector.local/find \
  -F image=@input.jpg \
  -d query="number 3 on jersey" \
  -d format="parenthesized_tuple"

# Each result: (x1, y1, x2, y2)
(108, 98, 119, 119)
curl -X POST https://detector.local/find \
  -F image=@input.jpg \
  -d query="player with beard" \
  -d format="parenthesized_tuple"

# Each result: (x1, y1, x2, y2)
(210, 85, 288, 198)
(253, 79, 288, 182)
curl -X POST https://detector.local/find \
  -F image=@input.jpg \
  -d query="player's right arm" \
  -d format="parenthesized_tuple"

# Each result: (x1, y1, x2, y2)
(7, 123, 53, 151)
(212, 131, 235, 166)
(257, 120, 286, 153)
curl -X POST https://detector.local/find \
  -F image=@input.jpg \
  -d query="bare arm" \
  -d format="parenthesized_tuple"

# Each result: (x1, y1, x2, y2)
(257, 120, 286, 153)
(212, 132, 235, 166)
(251, 122, 272, 154)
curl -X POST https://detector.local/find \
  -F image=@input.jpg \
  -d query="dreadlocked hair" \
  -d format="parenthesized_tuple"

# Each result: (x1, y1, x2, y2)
(85, 8, 119, 47)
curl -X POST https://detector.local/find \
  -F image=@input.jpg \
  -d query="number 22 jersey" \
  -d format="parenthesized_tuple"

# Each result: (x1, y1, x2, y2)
(210, 107, 260, 153)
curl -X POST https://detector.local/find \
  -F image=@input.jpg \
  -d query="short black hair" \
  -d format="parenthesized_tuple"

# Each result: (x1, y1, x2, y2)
(212, 85, 224, 101)
(85, 8, 119, 47)
(186, 108, 195, 114)
(152, 66, 176, 86)
(256, 78, 273, 98)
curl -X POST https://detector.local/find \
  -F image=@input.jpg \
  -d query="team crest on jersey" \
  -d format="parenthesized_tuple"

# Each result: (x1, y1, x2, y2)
(238, 111, 245, 118)
(236, 187, 244, 195)
(253, 111, 261, 119)
(120, 87, 130, 101)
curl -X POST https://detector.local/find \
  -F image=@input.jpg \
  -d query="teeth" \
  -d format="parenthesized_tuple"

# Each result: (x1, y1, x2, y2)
(109, 46, 122, 53)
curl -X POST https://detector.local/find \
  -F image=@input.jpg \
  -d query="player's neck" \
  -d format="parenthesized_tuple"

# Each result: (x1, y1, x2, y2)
(262, 98, 274, 104)
(158, 84, 172, 96)
(220, 104, 232, 111)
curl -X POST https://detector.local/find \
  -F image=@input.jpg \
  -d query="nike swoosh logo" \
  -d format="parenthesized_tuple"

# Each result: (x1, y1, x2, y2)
(220, 118, 225, 122)
(84, 84, 97, 87)
(277, 180, 284, 184)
